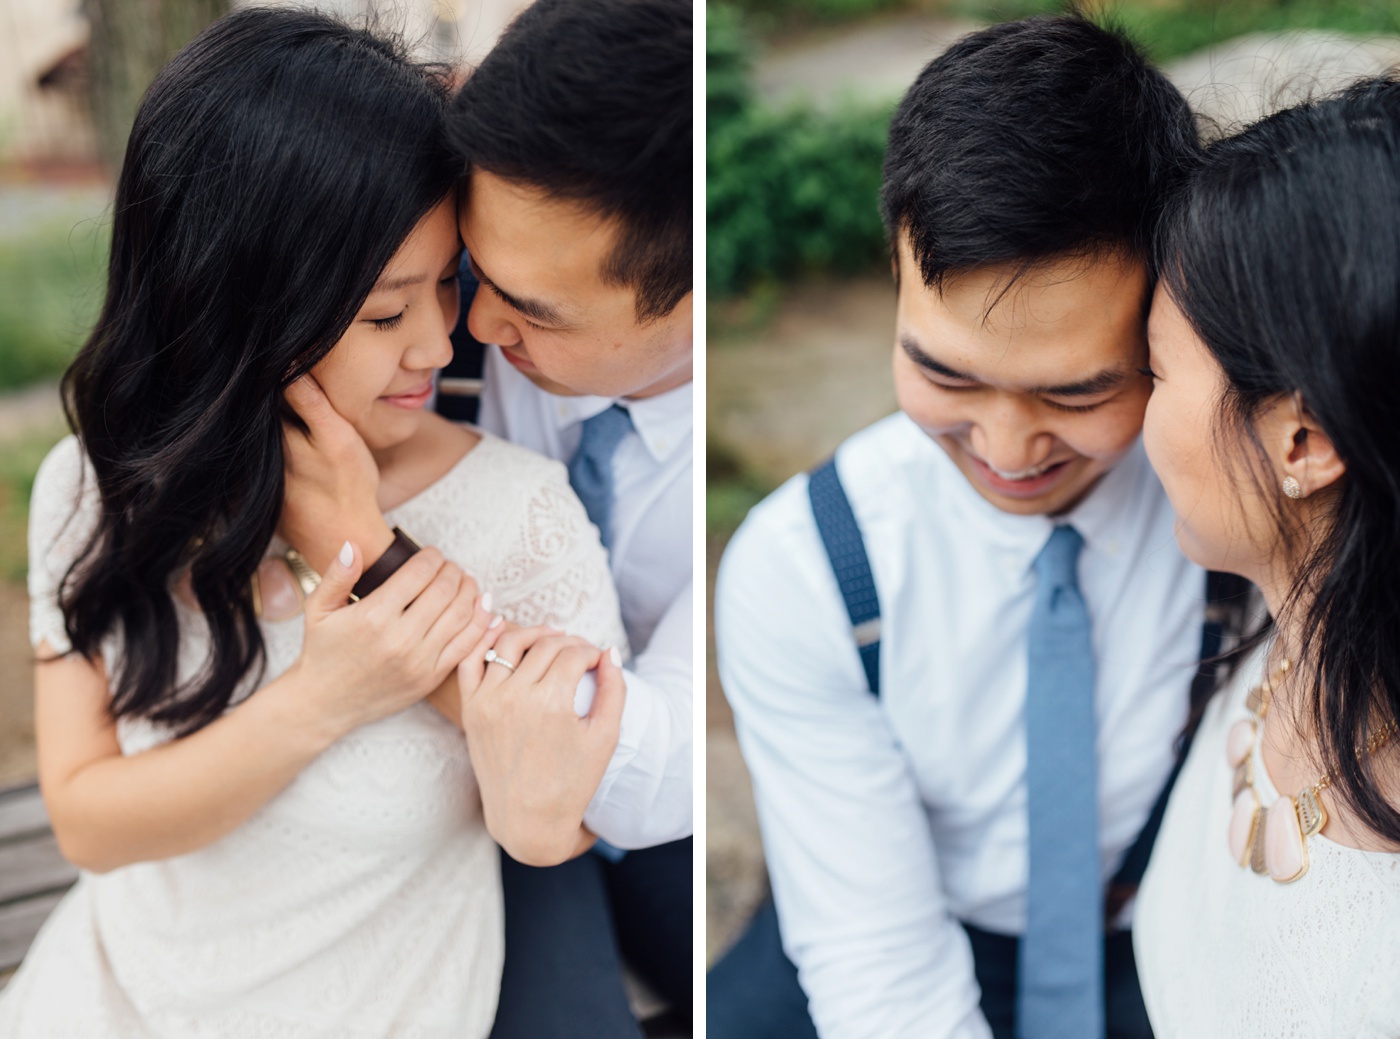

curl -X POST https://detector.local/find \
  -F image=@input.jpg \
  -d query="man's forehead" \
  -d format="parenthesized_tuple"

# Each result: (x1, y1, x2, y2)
(899, 248, 1146, 368)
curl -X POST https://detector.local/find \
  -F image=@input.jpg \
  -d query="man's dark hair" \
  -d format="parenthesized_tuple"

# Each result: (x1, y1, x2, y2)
(881, 15, 1200, 290)
(449, 0, 691, 322)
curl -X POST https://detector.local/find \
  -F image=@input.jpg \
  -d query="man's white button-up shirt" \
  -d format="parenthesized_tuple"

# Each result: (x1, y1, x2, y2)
(479, 344, 693, 848)
(716, 412, 1204, 1038)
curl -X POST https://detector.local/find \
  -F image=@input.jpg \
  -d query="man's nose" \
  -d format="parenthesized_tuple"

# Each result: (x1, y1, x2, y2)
(969, 398, 1054, 474)
(467, 286, 522, 348)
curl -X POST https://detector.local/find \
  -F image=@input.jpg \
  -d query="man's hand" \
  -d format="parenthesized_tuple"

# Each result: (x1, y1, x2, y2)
(282, 375, 394, 573)
(458, 625, 626, 866)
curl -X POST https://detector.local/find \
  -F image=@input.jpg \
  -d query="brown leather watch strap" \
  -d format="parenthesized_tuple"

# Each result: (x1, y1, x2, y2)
(350, 527, 422, 602)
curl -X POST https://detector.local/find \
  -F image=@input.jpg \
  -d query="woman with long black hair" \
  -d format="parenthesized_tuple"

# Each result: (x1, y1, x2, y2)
(0, 8, 625, 1036)
(1134, 79, 1400, 1035)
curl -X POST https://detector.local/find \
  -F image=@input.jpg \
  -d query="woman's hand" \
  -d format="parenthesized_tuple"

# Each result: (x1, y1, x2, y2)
(281, 375, 395, 573)
(457, 624, 626, 866)
(287, 539, 495, 741)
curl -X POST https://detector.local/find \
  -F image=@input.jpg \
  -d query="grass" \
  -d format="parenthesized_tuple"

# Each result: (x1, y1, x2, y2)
(0, 421, 69, 584)
(0, 219, 108, 392)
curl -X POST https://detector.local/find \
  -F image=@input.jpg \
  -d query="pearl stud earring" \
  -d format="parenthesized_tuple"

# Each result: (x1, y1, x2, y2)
(1282, 475, 1302, 499)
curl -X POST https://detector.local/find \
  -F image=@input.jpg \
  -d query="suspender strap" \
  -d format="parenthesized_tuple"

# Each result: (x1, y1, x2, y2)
(807, 458, 881, 696)
(1108, 568, 1241, 892)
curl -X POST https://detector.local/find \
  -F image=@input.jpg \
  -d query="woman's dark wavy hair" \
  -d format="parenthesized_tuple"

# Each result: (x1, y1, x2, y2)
(1156, 77, 1400, 844)
(58, 7, 458, 734)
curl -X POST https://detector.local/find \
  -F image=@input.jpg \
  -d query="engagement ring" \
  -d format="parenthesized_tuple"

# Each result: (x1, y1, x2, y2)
(484, 649, 517, 672)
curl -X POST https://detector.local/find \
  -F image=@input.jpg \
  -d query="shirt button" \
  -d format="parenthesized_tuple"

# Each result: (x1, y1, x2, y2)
(655, 438, 669, 454)
(557, 404, 569, 420)
(1001, 554, 1020, 576)
(1104, 539, 1121, 556)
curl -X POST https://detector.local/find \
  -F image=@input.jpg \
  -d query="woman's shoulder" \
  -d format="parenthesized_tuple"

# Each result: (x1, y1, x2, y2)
(30, 434, 98, 543)
(33, 433, 87, 496)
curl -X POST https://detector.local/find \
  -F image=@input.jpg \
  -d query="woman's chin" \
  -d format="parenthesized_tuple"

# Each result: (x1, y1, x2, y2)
(359, 411, 424, 456)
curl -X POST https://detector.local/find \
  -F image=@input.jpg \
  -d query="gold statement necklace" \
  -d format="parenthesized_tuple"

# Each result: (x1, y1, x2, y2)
(1226, 658, 1398, 883)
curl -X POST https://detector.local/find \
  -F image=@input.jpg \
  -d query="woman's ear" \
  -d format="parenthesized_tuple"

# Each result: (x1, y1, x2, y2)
(1263, 392, 1346, 498)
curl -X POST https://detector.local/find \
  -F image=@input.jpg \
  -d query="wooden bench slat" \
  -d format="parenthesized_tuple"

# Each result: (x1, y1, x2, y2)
(0, 785, 50, 843)
(0, 889, 69, 975)
(0, 832, 77, 907)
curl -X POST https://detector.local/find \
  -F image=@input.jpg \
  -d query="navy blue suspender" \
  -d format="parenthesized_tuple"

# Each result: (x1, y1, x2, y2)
(807, 459, 882, 694)
(806, 456, 1242, 893)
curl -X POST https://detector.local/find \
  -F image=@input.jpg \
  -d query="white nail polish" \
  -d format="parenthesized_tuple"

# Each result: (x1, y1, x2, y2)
(488, 614, 503, 629)
(480, 592, 493, 613)
(608, 645, 621, 667)
(338, 541, 353, 568)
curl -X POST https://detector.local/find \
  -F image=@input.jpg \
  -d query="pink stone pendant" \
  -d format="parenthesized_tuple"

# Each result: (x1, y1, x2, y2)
(1229, 789, 1259, 866)
(256, 557, 305, 622)
(1226, 719, 1256, 768)
(1265, 795, 1309, 883)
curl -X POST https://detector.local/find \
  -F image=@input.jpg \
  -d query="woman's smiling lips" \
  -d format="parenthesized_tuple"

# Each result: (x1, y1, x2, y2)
(379, 380, 434, 409)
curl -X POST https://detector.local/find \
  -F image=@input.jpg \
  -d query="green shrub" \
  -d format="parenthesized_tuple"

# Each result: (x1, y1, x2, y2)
(707, 4, 892, 297)
(0, 221, 107, 392)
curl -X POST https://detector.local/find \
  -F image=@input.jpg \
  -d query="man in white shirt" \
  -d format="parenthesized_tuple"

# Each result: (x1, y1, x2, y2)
(709, 16, 1212, 1039)
(279, 1, 691, 1036)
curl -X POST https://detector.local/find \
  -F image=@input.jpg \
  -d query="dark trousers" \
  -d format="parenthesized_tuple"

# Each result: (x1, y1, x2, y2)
(489, 838, 694, 1039)
(706, 899, 1153, 1039)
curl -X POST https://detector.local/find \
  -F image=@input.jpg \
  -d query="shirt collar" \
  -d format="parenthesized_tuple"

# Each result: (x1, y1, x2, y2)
(550, 380, 693, 464)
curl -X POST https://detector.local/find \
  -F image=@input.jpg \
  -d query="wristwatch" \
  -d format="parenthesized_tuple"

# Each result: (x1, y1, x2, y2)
(350, 526, 422, 602)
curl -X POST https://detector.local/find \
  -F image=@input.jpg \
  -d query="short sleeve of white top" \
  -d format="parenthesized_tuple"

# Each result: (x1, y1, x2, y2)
(716, 412, 1204, 1039)
(1134, 644, 1400, 1039)
(478, 344, 693, 848)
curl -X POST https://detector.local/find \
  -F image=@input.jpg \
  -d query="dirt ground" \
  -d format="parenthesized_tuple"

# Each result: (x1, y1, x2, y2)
(708, 275, 899, 486)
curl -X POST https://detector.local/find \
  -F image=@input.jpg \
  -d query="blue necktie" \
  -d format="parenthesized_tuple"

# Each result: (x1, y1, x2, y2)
(568, 404, 633, 866)
(567, 404, 633, 551)
(1019, 525, 1103, 1039)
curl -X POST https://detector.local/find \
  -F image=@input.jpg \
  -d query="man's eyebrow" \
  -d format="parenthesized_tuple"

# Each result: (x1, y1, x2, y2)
(900, 335, 977, 381)
(1026, 370, 1128, 397)
(900, 335, 976, 380)
(473, 264, 567, 326)
(900, 334, 1128, 396)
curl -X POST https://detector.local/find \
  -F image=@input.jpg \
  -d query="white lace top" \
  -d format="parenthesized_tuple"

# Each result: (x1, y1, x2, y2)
(0, 433, 627, 1039)
(1135, 646, 1400, 1039)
